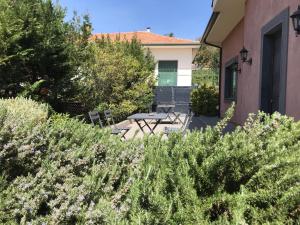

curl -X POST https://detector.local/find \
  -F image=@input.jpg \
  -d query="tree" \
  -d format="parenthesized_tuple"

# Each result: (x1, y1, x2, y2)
(165, 32, 175, 37)
(0, 0, 90, 103)
(193, 43, 220, 72)
(75, 37, 156, 120)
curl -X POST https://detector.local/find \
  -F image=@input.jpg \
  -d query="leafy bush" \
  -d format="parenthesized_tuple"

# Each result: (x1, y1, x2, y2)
(191, 84, 219, 116)
(75, 37, 156, 121)
(0, 98, 299, 224)
(126, 110, 300, 224)
(0, 98, 144, 224)
(192, 69, 219, 87)
(0, 0, 91, 104)
(0, 0, 154, 119)
(193, 43, 220, 72)
(0, 98, 49, 182)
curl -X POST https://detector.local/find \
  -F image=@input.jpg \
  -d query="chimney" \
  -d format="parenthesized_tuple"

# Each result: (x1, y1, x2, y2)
(146, 27, 151, 32)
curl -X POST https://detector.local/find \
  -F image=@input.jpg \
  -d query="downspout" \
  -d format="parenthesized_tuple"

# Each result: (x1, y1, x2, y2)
(202, 12, 222, 117)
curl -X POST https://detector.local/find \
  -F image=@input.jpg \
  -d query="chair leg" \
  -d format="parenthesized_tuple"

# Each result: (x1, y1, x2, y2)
(121, 129, 129, 140)
(173, 113, 183, 124)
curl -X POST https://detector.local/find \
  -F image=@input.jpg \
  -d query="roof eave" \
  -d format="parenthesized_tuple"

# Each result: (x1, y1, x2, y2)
(201, 12, 221, 48)
(201, 0, 245, 48)
(143, 43, 200, 47)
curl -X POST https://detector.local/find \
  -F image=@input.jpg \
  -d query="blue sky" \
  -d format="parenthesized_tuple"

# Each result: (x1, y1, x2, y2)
(57, 0, 212, 40)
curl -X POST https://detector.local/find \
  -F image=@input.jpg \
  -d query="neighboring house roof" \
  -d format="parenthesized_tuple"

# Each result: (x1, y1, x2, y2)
(202, 0, 246, 47)
(91, 31, 200, 47)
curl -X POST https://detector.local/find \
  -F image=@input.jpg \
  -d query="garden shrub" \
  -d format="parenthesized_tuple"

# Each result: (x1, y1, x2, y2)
(0, 0, 91, 103)
(0, 98, 49, 180)
(192, 69, 219, 87)
(0, 98, 299, 224)
(0, 98, 144, 224)
(191, 84, 219, 116)
(75, 37, 156, 121)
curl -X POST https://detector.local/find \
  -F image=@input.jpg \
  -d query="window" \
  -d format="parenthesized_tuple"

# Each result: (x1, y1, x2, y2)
(158, 61, 178, 86)
(224, 61, 238, 100)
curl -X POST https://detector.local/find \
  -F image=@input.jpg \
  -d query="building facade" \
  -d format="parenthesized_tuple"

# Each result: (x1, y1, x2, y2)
(203, 0, 300, 123)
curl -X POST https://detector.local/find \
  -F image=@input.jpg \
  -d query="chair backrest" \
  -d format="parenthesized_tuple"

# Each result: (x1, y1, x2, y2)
(173, 87, 191, 104)
(181, 111, 194, 134)
(104, 110, 116, 127)
(155, 86, 175, 105)
(88, 111, 104, 128)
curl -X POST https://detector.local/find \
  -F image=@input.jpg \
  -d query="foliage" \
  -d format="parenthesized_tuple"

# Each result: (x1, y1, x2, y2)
(0, 98, 143, 224)
(191, 84, 219, 116)
(192, 68, 219, 87)
(0, 98, 299, 224)
(126, 108, 300, 224)
(193, 43, 220, 72)
(0, 0, 153, 119)
(0, 0, 91, 103)
(75, 37, 156, 121)
(0, 98, 49, 182)
(18, 80, 49, 102)
(165, 32, 175, 37)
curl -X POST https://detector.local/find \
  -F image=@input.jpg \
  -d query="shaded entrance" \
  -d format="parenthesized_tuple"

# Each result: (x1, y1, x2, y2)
(260, 9, 289, 114)
(261, 28, 282, 114)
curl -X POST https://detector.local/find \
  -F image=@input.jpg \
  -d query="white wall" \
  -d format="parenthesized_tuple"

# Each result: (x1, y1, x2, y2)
(148, 47, 195, 86)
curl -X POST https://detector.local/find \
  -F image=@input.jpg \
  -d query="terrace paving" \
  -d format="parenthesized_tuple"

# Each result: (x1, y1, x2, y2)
(114, 114, 236, 140)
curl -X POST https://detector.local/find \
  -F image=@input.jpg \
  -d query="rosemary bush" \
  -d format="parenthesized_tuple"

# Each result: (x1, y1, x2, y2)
(0, 98, 299, 224)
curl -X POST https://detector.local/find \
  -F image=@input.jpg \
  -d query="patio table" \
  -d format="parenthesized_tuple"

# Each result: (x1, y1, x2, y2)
(128, 113, 168, 135)
(156, 104, 183, 124)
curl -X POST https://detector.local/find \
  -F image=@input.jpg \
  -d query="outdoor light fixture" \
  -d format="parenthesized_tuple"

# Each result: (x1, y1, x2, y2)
(240, 47, 252, 65)
(291, 5, 300, 36)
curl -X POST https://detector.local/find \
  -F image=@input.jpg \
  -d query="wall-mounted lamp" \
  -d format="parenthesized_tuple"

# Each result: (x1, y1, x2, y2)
(240, 47, 252, 65)
(291, 5, 300, 36)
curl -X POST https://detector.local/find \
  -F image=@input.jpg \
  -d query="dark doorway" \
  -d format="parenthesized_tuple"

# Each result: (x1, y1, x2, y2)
(260, 8, 289, 115)
(261, 28, 282, 114)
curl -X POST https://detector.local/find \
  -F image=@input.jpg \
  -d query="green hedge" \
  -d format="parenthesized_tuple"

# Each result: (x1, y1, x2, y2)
(191, 85, 219, 116)
(0, 98, 299, 224)
(192, 69, 219, 87)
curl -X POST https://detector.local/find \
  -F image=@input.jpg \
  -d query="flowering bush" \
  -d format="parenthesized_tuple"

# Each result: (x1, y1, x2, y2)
(0, 98, 299, 224)
(0, 98, 144, 224)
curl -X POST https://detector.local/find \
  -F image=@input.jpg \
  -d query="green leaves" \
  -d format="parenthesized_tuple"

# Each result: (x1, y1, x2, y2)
(193, 44, 220, 72)
(191, 84, 219, 116)
(0, 98, 143, 224)
(0, 98, 299, 224)
(76, 38, 156, 121)
(0, 0, 91, 104)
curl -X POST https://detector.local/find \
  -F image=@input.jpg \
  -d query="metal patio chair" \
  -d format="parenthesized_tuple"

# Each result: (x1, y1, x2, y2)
(89, 111, 129, 140)
(104, 110, 130, 140)
(88, 111, 104, 128)
(164, 111, 194, 136)
(155, 87, 185, 124)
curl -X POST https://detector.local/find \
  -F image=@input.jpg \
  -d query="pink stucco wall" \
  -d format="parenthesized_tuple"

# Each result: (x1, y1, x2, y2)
(221, 20, 244, 123)
(221, 0, 300, 124)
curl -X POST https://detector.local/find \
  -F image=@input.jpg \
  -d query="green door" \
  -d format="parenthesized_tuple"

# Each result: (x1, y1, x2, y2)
(158, 61, 178, 86)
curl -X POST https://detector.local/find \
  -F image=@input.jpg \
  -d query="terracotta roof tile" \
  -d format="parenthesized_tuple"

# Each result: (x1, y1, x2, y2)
(90, 31, 199, 45)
